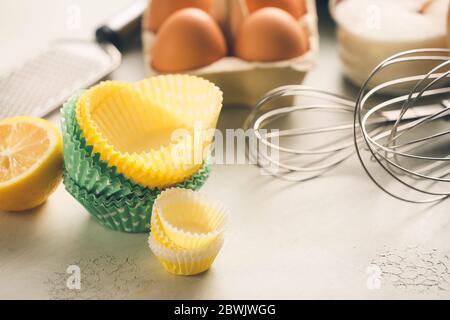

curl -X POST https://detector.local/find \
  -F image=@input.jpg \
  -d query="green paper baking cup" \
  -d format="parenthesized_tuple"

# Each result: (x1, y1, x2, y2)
(61, 95, 211, 199)
(63, 172, 154, 232)
(64, 165, 210, 233)
(63, 130, 137, 198)
(62, 162, 210, 233)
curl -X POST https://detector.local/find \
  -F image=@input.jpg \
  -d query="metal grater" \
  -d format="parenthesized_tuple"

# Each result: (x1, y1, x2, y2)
(0, 40, 121, 119)
(0, 0, 146, 119)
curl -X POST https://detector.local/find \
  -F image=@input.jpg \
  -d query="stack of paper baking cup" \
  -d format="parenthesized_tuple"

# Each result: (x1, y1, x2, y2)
(61, 75, 223, 233)
(149, 188, 228, 276)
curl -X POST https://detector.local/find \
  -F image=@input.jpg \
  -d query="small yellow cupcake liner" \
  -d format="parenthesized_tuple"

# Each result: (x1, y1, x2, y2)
(148, 232, 224, 276)
(153, 188, 228, 249)
(75, 76, 222, 188)
(150, 212, 179, 249)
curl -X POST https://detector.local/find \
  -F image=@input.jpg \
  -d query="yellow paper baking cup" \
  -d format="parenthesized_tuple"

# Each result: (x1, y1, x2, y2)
(153, 188, 228, 249)
(148, 232, 224, 276)
(150, 212, 179, 249)
(133, 75, 223, 130)
(76, 76, 223, 188)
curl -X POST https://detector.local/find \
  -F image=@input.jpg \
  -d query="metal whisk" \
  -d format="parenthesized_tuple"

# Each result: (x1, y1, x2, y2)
(245, 85, 447, 183)
(354, 48, 450, 203)
(245, 48, 449, 204)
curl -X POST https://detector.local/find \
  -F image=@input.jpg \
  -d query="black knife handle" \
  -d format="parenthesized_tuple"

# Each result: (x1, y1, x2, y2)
(95, 0, 147, 51)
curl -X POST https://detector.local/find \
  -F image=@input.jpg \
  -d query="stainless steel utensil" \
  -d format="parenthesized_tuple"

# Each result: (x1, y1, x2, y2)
(355, 48, 450, 203)
(245, 85, 448, 183)
(0, 0, 146, 119)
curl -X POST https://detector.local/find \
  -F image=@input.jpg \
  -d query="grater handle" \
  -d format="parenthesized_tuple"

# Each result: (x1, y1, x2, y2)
(95, 0, 147, 51)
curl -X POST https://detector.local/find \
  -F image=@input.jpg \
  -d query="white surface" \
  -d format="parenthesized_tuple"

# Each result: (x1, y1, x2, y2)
(1, 0, 450, 299)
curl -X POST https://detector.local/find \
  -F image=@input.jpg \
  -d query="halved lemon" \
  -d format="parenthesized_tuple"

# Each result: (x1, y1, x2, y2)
(0, 116, 63, 211)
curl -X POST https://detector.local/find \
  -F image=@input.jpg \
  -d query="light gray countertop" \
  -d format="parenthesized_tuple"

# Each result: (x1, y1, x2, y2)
(1, 0, 449, 299)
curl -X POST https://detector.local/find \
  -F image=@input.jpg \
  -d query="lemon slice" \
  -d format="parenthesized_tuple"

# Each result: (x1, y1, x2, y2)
(0, 116, 63, 211)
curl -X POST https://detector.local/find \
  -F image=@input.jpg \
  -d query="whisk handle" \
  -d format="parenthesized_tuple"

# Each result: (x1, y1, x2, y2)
(379, 103, 449, 122)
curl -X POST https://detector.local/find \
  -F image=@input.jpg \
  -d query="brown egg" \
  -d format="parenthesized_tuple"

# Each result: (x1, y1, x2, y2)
(145, 0, 213, 32)
(235, 7, 309, 62)
(246, 0, 307, 19)
(152, 8, 227, 73)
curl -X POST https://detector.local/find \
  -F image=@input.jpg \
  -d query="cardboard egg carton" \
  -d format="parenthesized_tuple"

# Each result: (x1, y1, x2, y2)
(142, 0, 319, 107)
(448, 4, 450, 46)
